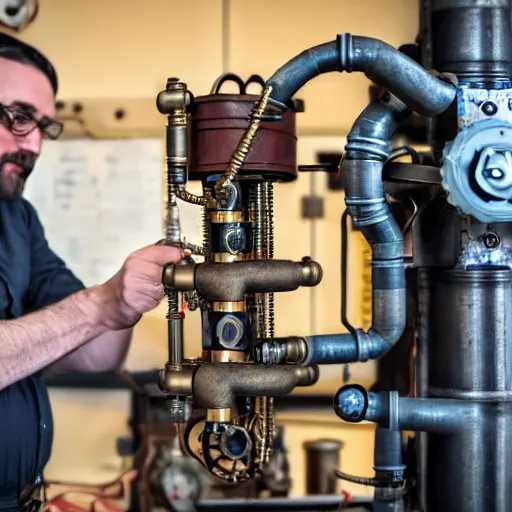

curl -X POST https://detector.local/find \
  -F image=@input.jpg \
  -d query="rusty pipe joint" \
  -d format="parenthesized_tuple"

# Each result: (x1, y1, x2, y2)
(192, 362, 318, 410)
(163, 258, 322, 302)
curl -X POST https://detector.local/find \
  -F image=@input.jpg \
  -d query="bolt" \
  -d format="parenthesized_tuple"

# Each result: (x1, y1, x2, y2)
(168, 397, 187, 423)
(483, 232, 500, 249)
(482, 101, 498, 116)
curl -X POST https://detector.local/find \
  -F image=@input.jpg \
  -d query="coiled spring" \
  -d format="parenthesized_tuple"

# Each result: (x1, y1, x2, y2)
(214, 86, 273, 199)
(176, 186, 207, 206)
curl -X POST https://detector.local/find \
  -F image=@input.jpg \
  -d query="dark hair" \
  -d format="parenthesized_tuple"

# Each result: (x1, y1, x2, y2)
(0, 32, 58, 94)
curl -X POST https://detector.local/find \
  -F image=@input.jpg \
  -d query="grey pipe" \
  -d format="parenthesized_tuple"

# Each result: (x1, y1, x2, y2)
(257, 97, 409, 365)
(302, 96, 409, 365)
(266, 34, 456, 116)
(257, 38, 455, 367)
(334, 386, 480, 435)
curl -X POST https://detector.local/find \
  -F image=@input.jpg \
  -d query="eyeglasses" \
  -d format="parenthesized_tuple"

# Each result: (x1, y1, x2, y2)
(0, 103, 63, 140)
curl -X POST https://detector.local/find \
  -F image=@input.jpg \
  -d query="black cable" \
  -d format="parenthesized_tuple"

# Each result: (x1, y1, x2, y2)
(386, 145, 420, 164)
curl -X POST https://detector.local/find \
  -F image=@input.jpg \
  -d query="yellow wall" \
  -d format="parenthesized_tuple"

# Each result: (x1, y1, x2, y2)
(13, 0, 418, 134)
(6, 0, 419, 499)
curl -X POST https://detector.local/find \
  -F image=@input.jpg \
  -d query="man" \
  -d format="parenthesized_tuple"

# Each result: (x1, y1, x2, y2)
(0, 33, 181, 509)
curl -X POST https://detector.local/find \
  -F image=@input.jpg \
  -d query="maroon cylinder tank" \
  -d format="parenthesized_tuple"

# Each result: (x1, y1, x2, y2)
(188, 93, 298, 182)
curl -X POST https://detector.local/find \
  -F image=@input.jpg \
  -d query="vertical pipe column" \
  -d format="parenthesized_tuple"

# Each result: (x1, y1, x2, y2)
(424, 267, 512, 511)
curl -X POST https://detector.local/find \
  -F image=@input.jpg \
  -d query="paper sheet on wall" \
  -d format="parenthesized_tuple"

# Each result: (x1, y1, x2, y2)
(23, 138, 202, 287)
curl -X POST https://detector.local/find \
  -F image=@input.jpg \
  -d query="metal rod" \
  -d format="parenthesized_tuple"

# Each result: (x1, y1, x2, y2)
(341, 209, 356, 336)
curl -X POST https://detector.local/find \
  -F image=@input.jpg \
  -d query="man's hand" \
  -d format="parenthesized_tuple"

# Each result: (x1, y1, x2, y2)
(95, 244, 182, 331)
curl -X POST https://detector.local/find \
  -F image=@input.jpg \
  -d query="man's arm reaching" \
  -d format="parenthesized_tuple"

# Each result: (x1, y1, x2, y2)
(48, 328, 133, 374)
(0, 244, 181, 391)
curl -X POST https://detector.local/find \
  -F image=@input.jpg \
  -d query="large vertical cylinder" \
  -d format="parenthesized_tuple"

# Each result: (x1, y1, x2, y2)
(423, 267, 512, 511)
(430, 0, 512, 78)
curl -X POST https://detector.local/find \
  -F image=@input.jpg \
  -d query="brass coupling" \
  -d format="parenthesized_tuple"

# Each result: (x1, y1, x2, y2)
(158, 363, 197, 397)
(210, 211, 244, 223)
(163, 263, 196, 291)
(156, 78, 191, 116)
(206, 408, 232, 423)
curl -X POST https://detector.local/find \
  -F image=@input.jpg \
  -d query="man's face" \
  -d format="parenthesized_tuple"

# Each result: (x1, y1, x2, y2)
(0, 57, 55, 199)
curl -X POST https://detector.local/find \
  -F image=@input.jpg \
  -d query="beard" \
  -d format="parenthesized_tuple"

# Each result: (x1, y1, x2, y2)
(0, 151, 37, 200)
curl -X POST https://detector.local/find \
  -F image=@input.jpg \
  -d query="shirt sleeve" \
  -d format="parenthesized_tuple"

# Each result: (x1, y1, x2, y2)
(23, 199, 85, 313)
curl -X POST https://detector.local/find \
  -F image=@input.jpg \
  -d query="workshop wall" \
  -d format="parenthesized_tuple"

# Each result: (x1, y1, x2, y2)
(7, 0, 419, 499)
(15, 0, 418, 134)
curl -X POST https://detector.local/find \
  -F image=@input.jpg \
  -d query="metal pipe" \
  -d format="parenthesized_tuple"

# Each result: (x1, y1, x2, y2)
(334, 387, 480, 434)
(430, 0, 512, 78)
(259, 97, 408, 365)
(266, 34, 456, 116)
(373, 427, 406, 512)
(168, 291, 184, 366)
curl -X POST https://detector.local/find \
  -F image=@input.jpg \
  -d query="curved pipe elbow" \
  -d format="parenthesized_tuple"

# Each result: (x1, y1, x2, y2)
(365, 322, 406, 360)
(266, 40, 340, 107)
(266, 34, 456, 116)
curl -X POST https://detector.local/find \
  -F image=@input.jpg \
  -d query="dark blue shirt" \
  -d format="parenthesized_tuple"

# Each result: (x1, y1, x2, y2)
(0, 197, 84, 510)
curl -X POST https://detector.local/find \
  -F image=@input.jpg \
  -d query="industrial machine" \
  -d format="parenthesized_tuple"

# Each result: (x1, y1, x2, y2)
(155, 1, 512, 510)
(156, 73, 321, 487)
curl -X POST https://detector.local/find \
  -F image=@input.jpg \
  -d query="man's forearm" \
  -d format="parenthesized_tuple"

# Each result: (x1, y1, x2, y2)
(0, 286, 109, 390)
(49, 328, 133, 374)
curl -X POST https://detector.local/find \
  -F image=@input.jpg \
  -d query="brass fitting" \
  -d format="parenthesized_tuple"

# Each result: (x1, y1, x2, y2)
(206, 408, 232, 423)
(300, 257, 323, 287)
(294, 365, 320, 387)
(210, 211, 244, 223)
(158, 363, 196, 396)
(156, 78, 191, 115)
(209, 350, 247, 363)
(212, 301, 245, 312)
(163, 263, 196, 291)
(212, 253, 253, 263)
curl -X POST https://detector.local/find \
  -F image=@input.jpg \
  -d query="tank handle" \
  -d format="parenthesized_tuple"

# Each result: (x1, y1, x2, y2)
(210, 74, 267, 95)
(210, 73, 247, 94)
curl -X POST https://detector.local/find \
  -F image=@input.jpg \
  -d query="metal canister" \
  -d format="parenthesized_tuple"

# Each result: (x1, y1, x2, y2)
(188, 74, 298, 182)
(303, 439, 344, 495)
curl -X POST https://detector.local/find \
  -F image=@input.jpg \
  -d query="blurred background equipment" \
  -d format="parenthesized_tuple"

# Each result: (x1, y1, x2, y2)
(303, 439, 343, 496)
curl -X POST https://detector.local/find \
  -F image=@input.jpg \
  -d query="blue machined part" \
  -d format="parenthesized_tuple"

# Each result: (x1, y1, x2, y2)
(460, 237, 512, 269)
(442, 119, 512, 222)
(333, 384, 368, 422)
(457, 81, 512, 130)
